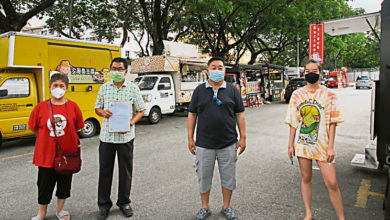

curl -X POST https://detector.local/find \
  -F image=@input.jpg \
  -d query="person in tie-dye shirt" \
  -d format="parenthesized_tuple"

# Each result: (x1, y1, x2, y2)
(285, 60, 345, 220)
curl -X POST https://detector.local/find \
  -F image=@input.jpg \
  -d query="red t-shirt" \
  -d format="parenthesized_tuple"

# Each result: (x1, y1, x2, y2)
(28, 99, 84, 168)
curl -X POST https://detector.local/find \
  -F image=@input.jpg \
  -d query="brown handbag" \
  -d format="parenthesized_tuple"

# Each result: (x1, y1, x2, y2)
(47, 100, 81, 175)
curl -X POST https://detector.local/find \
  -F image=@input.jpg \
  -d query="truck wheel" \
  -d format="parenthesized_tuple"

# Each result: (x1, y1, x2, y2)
(148, 107, 161, 124)
(80, 119, 97, 138)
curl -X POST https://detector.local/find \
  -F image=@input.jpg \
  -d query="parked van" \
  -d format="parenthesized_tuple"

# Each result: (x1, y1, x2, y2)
(131, 56, 208, 124)
(0, 32, 121, 146)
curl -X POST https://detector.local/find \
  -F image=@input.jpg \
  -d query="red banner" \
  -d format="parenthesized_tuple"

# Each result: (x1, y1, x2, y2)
(309, 23, 324, 63)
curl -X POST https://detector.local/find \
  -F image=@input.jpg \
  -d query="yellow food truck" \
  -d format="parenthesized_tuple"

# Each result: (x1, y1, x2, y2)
(0, 32, 121, 146)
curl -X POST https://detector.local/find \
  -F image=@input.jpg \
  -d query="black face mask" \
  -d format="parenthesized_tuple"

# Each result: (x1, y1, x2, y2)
(305, 72, 320, 84)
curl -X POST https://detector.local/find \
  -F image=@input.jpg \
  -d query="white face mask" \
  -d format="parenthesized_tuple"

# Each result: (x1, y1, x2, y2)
(51, 88, 66, 99)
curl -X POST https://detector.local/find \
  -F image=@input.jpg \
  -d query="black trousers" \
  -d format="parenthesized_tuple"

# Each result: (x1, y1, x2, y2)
(37, 167, 73, 205)
(98, 139, 134, 211)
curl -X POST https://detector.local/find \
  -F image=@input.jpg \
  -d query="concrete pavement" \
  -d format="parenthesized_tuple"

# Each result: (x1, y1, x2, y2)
(0, 87, 386, 220)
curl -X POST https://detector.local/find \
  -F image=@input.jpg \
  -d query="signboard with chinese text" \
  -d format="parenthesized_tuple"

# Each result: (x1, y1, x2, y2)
(309, 23, 324, 63)
(50, 60, 107, 84)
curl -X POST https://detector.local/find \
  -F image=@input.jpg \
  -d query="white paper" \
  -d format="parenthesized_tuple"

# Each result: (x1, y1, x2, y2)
(108, 101, 131, 132)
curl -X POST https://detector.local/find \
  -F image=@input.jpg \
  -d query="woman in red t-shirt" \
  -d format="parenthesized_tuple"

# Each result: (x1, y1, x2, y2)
(29, 74, 84, 220)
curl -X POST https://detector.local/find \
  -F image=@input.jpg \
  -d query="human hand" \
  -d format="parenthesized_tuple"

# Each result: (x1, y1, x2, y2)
(103, 109, 113, 118)
(236, 138, 246, 155)
(288, 146, 295, 160)
(188, 138, 196, 155)
(327, 148, 335, 163)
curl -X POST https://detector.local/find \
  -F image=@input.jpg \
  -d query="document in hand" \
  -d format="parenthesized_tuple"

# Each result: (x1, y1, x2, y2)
(108, 101, 131, 132)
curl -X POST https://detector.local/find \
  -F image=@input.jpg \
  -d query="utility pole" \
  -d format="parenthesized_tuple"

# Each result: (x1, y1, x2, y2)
(68, 0, 74, 38)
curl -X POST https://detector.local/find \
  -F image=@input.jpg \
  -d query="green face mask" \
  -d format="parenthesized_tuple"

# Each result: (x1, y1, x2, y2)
(110, 71, 124, 82)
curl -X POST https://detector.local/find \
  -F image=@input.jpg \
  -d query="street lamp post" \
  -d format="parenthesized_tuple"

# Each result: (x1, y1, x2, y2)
(297, 34, 300, 77)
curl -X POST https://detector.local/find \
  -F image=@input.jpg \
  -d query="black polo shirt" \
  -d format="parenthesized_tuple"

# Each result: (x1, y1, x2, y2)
(189, 81, 245, 149)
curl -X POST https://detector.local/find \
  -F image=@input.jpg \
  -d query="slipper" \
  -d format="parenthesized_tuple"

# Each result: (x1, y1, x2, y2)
(56, 210, 70, 220)
(31, 216, 43, 220)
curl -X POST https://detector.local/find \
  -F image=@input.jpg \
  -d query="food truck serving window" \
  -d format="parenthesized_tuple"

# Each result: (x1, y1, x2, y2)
(138, 76, 158, 90)
(181, 64, 207, 82)
(270, 72, 282, 80)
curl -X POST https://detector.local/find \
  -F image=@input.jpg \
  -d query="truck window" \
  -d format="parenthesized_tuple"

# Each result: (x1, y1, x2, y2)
(0, 77, 30, 99)
(158, 77, 171, 90)
(138, 76, 158, 90)
(134, 77, 142, 85)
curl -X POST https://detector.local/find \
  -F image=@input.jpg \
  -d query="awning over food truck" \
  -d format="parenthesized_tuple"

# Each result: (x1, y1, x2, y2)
(323, 11, 381, 36)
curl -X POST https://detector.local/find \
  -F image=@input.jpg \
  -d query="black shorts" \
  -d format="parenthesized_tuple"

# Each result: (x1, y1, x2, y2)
(37, 167, 73, 205)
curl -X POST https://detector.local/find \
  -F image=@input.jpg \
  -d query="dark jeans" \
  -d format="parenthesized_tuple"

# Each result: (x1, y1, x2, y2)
(98, 139, 134, 211)
(37, 167, 73, 205)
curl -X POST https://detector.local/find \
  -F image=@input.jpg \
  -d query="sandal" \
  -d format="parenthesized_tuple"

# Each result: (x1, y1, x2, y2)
(56, 210, 70, 220)
(31, 216, 43, 220)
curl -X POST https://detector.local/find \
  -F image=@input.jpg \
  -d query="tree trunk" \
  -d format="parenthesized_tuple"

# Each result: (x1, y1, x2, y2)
(0, 0, 56, 33)
(248, 53, 257, 65)
(152, 38, 165, 55)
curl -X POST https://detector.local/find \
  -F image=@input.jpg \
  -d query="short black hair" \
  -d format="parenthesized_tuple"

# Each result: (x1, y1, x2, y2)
(110, 57, 128, 69)
(50, 73, 69, 88)
(305, 59, 322, 73)
(207, 57, 225, 66)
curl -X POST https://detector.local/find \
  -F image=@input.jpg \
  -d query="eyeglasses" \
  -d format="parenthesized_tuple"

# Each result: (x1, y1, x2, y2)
(304, 69, 319, 73)
(111, 67, 126, 71)
(212, 95, 222, 106)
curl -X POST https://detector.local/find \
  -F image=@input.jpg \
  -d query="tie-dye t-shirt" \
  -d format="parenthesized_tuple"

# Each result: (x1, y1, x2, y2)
(285, 86, 343, 162)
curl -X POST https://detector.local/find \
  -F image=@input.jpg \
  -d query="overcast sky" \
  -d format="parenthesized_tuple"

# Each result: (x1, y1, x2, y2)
(348, 0, 382, 13)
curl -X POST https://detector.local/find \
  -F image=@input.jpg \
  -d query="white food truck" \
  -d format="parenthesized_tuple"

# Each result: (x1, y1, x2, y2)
(131, 56, 208, 124)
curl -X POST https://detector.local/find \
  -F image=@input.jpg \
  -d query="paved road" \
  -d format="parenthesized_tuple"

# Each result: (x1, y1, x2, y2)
(0, 87, 386, 220)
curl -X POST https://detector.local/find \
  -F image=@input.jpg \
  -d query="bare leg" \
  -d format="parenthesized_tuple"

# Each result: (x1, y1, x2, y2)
(298, 157, 313, 220)
(56, 199, 70, 220)
(37, 204, 48, 219)
(200, 191, 211, 209)
(317, 161, 345, 220)
(222, 187, 233, 210)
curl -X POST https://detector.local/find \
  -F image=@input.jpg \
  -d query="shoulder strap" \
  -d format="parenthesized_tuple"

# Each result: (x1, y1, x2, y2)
(65, 100, 81, 146)
(47, 100, 61, 153)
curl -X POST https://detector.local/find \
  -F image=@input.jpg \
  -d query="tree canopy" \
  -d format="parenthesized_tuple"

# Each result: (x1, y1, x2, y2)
(0, 0, 380, 69)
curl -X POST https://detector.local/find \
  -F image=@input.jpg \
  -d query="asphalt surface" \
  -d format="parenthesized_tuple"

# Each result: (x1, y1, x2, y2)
(0, 87, 386, 220)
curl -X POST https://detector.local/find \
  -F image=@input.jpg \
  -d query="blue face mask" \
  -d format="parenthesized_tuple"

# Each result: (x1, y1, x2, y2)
(209, 70, 225, 82)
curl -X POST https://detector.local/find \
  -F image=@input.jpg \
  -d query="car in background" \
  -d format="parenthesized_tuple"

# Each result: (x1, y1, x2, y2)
(356, 76, 372, 89)
(326, 76, 338, 88)
(284, 78, 307, 103)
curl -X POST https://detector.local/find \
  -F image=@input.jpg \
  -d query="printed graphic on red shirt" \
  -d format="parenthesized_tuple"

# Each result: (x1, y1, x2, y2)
(47, 114, 67, 137)
(29, 100, 84, 168)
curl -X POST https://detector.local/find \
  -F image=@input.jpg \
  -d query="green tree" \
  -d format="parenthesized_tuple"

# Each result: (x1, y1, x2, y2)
(327, 32, 380, 69)
(0, 0, 56, 33)
(138, 0, 187, 55)
(182, 0, 293, 61)
(252, 0, 360, 67)
(43, 0, 186, 55)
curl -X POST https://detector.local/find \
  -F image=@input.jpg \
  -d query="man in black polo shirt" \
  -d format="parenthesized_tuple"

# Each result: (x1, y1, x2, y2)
(188, 57, 246, 220)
